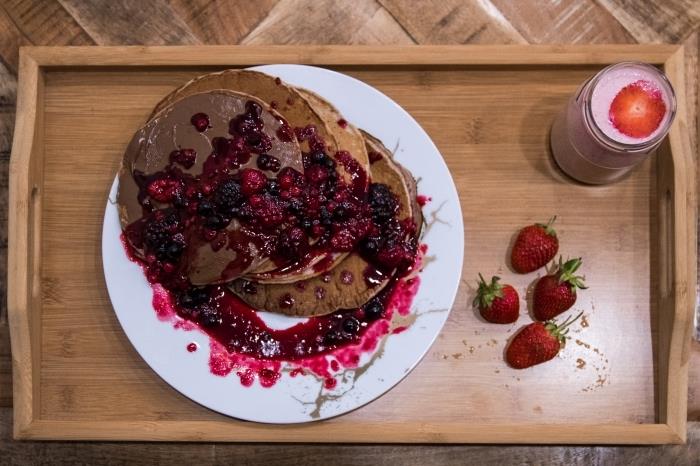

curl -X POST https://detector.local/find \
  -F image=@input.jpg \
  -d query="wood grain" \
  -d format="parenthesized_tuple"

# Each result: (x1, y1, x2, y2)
(0, 8, 31, 73)
(169, 0, 278, 44)
(597, 0, 700, 43)
(490, 0, 636, 44)
(57, 0, 199, 45)
(2, 0, 94, 47)
(242, 0, 413, 45)
(6, 45, 693, 443)
(378, 0, 526, 44)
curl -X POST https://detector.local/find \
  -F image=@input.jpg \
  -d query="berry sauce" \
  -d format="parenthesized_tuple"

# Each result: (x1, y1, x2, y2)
(121, 102, 424, 389)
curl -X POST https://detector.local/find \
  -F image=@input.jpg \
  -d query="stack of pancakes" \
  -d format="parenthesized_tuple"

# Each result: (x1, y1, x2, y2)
(118, 70, 422, 317)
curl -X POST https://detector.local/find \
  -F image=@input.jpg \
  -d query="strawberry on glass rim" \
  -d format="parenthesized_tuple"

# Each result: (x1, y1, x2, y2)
(609, 79, 667, 139)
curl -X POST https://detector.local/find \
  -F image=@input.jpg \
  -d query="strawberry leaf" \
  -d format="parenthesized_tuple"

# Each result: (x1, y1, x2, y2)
(473, 274, 504, 309)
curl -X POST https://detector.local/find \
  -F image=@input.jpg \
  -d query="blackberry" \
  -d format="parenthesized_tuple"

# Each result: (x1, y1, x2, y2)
(144, 211, 180, 252)
(212, 179, 243, 214)
(368, 183, 399, 223)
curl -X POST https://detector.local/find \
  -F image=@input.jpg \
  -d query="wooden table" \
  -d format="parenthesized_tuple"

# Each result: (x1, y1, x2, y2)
(0, 1, 698, 463)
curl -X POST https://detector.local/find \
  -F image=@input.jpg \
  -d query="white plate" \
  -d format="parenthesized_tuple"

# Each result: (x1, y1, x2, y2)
(102, 65, 463, 423)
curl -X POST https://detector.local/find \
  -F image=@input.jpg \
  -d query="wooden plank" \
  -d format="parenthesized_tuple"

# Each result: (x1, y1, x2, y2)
(657, 46, 697, 442)
(597, 0, 700, 43)
(1, 0, 94, 46)
(169, 0, 278, 44)
(0, 409, 697, 464)
(57, 0, 200, 45)
(0, 326, 10, 407)
(490, 0, 636, 44)
(378, 0, 527, 44)
(0, 8, 31, 74)
(7, 48, 42, 438)
(242, 0, 413, 45)
(20, 44, 681, 67)
(691, 341, 700, 421)
(16, 420, 682, 444)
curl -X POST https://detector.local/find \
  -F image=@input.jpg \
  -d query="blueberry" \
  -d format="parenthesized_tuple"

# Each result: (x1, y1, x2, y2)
(324, 330, 343, 345)
(361, 236, 382, 256)
(266, 180, 280, 196)
(179, 287, 209, 309)
(200, 306, 222, 327)
(319, 206, 332, 225)
(204, 214, 226, 230)
(333, 205, 348, 220)
(172, 192, 186, 208)
(342, 316, 360, 334)
(309, 151, 327, 164)
(257, 153, 281, 172)
(245, 100, 262, 118)
(287, 198, 303, 215)
(165, 241, 184, 261)
(197, 200, 215, 217)
(364, 299, 384, 320)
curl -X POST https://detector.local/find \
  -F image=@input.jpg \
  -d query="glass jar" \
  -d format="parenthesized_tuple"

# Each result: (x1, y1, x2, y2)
(550, 62, 676, 184)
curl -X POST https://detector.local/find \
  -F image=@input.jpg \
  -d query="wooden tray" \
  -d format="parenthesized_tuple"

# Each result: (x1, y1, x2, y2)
(8, 45, 696, 444)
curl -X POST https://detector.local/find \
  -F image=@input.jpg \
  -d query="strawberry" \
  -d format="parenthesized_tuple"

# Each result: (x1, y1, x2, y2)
(609, 80, 666, 139)
(473, 274, 519, 324)
(511, 217, 559, 273)
(533, 257, 587, 321)
(506, 313, 582, 369)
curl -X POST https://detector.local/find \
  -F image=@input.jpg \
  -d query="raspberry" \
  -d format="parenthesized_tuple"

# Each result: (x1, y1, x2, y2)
(147, 177, 183, 203)
(190, 113, 209, 132)
(305, 164, 329, 184)
(169, 148, 197, 169)
(276, 226, 308, 260)
(240, 168, 268, 196)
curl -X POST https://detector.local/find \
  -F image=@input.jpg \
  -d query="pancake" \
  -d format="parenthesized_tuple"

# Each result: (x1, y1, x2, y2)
(230, 131, 422, 316)
(118, 90, 303, 284)
(149, 70, 371, 284)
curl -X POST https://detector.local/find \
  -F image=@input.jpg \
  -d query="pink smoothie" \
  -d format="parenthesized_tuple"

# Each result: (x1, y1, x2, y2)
(550, 62, 676, 184)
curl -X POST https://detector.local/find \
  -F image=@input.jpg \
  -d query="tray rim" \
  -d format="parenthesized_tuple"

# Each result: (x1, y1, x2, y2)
(7, 44, 696, 444)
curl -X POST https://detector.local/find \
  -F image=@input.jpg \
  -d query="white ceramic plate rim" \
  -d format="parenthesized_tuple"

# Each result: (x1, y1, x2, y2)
(102, 64, 464, 423)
